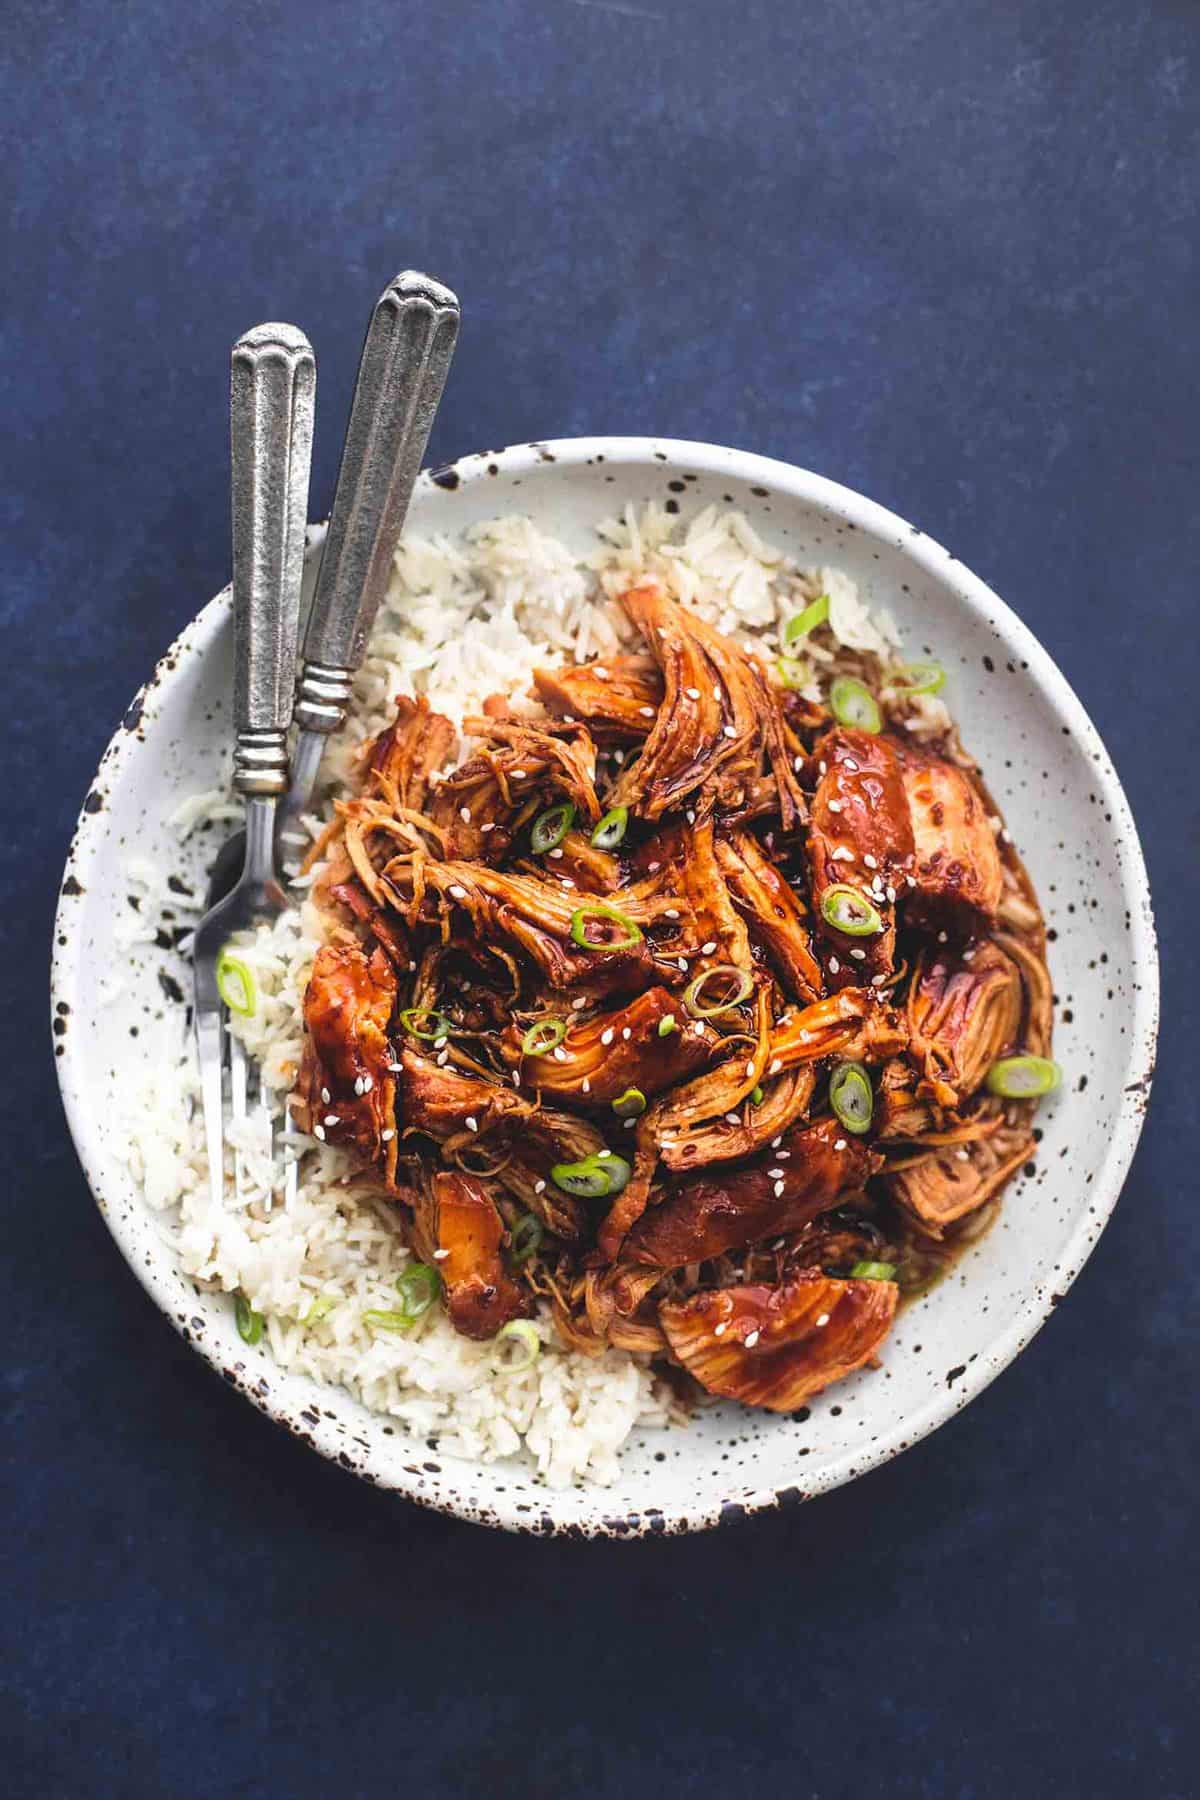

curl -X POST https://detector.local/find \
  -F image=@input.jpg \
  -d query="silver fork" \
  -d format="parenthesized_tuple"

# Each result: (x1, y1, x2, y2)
(193, 323, 316, 1211)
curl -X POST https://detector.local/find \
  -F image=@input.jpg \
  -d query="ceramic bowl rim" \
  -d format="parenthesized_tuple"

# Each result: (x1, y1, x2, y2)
(51, 435, 1159, 1535)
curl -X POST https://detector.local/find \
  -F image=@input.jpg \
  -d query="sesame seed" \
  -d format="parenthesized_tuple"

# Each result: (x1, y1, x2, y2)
(832, 846, 855, 862)
(460, 807, 472, 823)
(937, 930, 948, 943)
(828, 955, 840, 973)
(685, 686, 701, 699)
(593, 666, 610, 680)
(480, 822, 496, 834)
(693, 1023, 705, 1037)
(886, 885, 896, 902)
(449, 884, 468, 899)
(647, 860, 661, 873)
(686, 809, 696, 825)
(712, 686, 722, 702)
(843, 757, 859, 772)
(560, 878, 575, 889)
(601, 1028, 615, 1045)
(552, 1046, 567, 1062)
(714, 1321, 728, 1337)
(906, 874, 916, 887)
(771, 1135, 782, 1149)
(665, 907, 680, 919)
(827, 799, 843, 813)
(361, 1074, 373, 1093)
(381, 1129, 395, 1142)
(437, 1050, 449, 1067)
(623, 1117, 636, 1129)
(871, 973, 888, 986)
(571, 996, 588, 1010)
(819, 760, 827, 775)
(768, 1168, 784, 1180)
(548, 847, 563, 859)
(773, 1179, 784, 1197)
(511, 1069, 521, 1087)
(744, 1330, 761, 1348)
(863, 853, 878, 869)
(433, 1248, 450, 1261)
(321, 1087, 331, 1104)
(1001, 829, 1013, 844)
(353, 1076, 364, 1096)
(776, 1150, 790, 1160)
(612, 748, 625, 765)
(725, 1112, 740, 1125)
(850, 948, 866, 961)
(313, 1124, 326, 1141)
(511, 769, 527, 780)
(768, 1057, 783, 1074)
(639, 705, 655, 717)
(434, 1035, 448, 1050)
(956, 1148, 970, 1162)
(324, 1114, 340, 1127)
(793, 755, 804, 772)
(745, 1059, 756, 1078)
(563, 714, 576, 724)
(722, 725, 737, 739)
(678, 957, 689, 972)
(834, 1139, 847, 1151)
(535, 1178, 546, 1192)
(465, 1116, 478, 1132)
(702, 940, 718, 954)
(816, 1313, 830, 1328)
(622, 1027, 632, 1041)
(581, 1076, 591, 1093)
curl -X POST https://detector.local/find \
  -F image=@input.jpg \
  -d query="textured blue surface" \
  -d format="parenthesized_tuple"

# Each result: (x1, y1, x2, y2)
(5, 0, 1198, 1793)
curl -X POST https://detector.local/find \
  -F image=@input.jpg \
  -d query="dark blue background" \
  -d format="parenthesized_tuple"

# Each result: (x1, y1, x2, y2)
(6, 2, 1197, 1794)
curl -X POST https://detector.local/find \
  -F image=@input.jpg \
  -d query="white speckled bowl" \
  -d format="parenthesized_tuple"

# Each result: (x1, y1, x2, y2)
(51, 438, 1158, 1535)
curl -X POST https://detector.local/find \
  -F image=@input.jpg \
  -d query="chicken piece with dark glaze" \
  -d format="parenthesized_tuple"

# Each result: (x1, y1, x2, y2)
(625, 1117, 878, 1269)
(294, 942, 398, 1176)
(499, 986, 719, 1108)
(659, 1271, 898, 1411)
(410, 1169, 530, 1340)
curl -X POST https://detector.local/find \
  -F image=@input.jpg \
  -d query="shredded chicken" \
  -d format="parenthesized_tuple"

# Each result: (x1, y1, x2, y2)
(293, 577, 1054, 1417)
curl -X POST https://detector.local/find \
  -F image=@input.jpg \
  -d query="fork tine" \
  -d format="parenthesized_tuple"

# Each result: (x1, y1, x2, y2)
(230, 1030, 248, 1202)
(282, 1107, 299, 1211)
(197, 1010, 226, 1208)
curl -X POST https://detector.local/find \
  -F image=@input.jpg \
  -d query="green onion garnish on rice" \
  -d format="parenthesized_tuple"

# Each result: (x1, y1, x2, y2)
(216, 948, 256, 1017)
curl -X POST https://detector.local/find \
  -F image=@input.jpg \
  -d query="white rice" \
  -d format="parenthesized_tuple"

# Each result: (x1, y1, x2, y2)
(123, 502, 931, 1488)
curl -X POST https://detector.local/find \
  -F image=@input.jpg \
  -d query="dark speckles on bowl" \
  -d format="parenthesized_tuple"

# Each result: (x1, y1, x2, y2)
(49, 441, 1158, 1537)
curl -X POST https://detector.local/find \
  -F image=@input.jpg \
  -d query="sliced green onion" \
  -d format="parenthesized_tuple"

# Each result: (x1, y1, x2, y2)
(235, 1295, 263, 1344)
(657, 1015, 679, 1037)
(612, 1086, 647, 1119)
(216, 949, 256, 1018)
(829, 676, 882, 733)
(570, 905, 643, 951)
(531, 801, 575, 853)
(597, 1152, 632, 1194)
(398, 1006, 455, 1042)
(590, 805, 629, 850)
(850, 1260, 897, 1281)
(986, 1055, 1061, 1099)
(749, 1084, 764, 1106)
(830, 1061, 874, 1134)
(550, 1152, 632, 1198)
(521, 1018, 567, 1057)
(683, 963, 754, 1018)
(363, 1309, 415, 1333)
(784, 594, 830, 642)
(301, 1295, 337, 1325)
(396, 1262, 441, 1322)
(492, 1319, 540, 1374)
(776, 655, 808, 691)
(509, 1213, 544, 1265)
(892, 660, 946, 696)
(820, 884, 884, 937)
